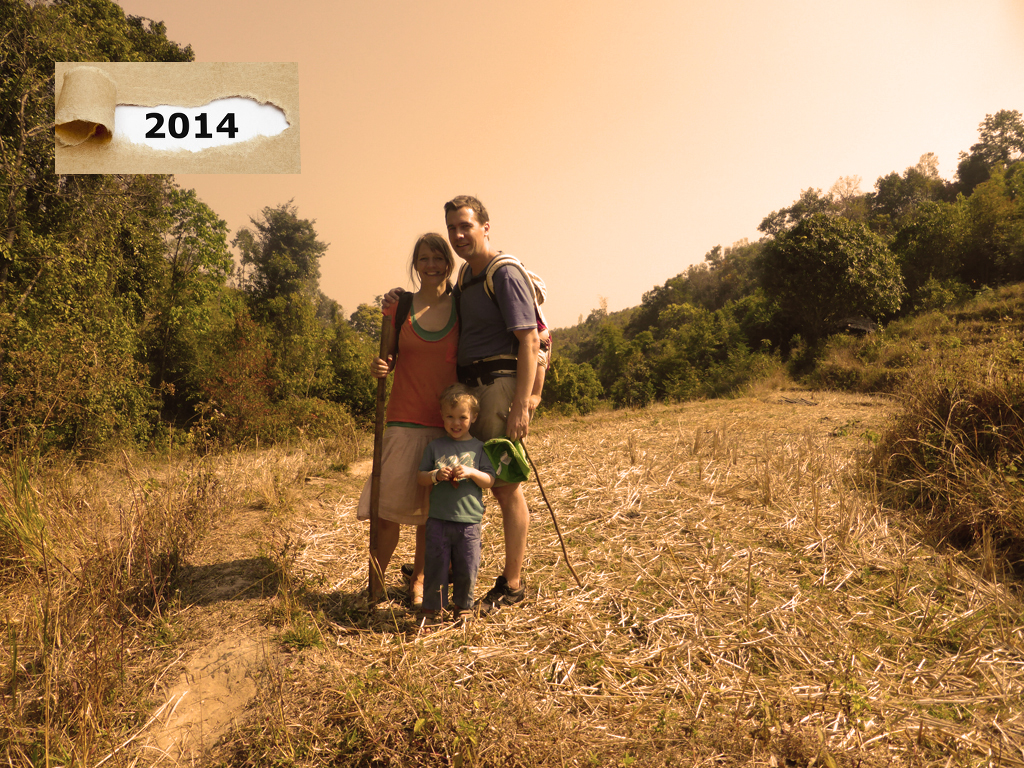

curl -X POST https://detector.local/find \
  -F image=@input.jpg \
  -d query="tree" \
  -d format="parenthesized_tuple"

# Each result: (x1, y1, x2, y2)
(891, 200, 968, 307)
(324, 316, 377, 420)
(972, 110, 1024, 166)
(828, 175, 870, 223)
(0, 0, 195, 452)
(542, 358, 602, 415)
(232, 203, 332, 398)
(962, 164, 1024, 286)
(233, 202, 328, 311)
(349, 302, 383, 343)
(1, 0, 193, 281)
(146, 187, 233, 416)
(870, 155, 945, 232)
(954, 110, 1024, 196)
(758, 188, 836, 236)
(759, 214, 905, 344)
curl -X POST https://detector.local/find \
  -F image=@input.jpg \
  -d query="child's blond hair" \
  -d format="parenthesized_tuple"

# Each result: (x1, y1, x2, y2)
(440, 383, 479, 416)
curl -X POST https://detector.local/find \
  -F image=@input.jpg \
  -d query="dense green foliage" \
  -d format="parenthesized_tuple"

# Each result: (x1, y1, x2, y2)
(760, 214, 905, 344)
(0, 0, 374, 454)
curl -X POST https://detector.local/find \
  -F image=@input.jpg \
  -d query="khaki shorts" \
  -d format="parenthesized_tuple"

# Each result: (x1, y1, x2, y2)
(467, 376, 521, 487)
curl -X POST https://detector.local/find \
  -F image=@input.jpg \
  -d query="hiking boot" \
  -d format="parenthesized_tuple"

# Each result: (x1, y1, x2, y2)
(476, 575, 526, 616)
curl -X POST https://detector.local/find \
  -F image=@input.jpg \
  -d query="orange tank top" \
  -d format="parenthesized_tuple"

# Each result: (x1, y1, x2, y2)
(385, 299, 459, 427)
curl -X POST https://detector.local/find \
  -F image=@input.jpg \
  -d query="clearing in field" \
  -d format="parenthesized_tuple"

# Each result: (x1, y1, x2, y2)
(4, 393, 1023, 767)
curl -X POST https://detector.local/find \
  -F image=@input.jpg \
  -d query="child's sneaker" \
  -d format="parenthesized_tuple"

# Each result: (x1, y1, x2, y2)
(476, 575, 526, 616)
(452, 605, 474, 624)
(416, 611, 446, 634)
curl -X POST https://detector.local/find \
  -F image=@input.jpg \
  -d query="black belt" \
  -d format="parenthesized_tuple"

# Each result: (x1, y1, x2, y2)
(458, 359, 516, 387)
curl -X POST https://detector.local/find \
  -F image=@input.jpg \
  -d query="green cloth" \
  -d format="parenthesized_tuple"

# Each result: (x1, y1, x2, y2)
(483, 438, 531, 483)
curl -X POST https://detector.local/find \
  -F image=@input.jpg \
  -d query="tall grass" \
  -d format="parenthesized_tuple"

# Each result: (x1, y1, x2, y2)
(871, 359, 1024, 574)
(0, 425, 360, 766)
(0, 452, 222, 765)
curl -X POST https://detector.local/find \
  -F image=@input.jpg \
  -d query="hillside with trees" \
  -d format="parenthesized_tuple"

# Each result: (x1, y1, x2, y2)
(545, 113, 1024, 414)
(3, 0, 1023, 451)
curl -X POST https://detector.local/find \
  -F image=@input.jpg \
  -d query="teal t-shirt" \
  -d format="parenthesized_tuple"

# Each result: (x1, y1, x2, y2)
(418, 435, 496, 524)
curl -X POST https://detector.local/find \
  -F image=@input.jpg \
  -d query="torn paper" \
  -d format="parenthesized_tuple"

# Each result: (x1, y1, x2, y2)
(54, 62, 300, 174)
(54, 66, 117, 146)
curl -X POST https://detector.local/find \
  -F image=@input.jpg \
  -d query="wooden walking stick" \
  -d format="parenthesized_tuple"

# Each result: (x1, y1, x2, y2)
(522, 442, 583, 588)
(368, 311, 396, 603)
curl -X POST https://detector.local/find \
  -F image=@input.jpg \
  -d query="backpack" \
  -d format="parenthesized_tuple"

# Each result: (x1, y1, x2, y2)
(457, 254, 547, 308)
(455, 254, 551, 356)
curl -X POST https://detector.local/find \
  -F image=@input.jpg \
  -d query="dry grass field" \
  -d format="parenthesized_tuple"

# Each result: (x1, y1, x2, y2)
(3, 392, 1023, 767)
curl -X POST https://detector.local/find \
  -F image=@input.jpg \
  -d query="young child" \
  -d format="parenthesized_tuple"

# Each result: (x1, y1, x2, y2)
(417, 384, 496, 622)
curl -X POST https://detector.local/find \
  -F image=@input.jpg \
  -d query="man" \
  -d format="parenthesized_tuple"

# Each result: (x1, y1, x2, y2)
(443, 195, 539, 615)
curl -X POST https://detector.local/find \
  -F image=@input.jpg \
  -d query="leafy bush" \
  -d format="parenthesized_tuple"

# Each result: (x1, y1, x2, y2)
(542, 357, 603, 416)
(0, 316, 158, 454)
(611, 354, 655, 409)
(280, 397, 357, 442)
(915, 277, 972, 312)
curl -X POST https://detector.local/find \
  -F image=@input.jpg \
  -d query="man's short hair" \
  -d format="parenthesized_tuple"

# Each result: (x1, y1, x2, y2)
(440, 383, 479, 416)
(444, 195, 489, 225)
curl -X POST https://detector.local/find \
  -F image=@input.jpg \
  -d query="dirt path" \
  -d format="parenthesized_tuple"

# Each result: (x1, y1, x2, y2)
(137, 459, 373, 765)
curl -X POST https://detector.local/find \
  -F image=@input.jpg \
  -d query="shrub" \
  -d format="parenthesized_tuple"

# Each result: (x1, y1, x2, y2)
(0, 316, 157, 454)
(871, 360, 1024, 571)
(915, 277, 972, 312)
(542, 358, 603, 416)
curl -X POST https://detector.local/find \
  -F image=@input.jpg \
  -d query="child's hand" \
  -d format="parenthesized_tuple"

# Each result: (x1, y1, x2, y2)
(436, 466, 454, 483)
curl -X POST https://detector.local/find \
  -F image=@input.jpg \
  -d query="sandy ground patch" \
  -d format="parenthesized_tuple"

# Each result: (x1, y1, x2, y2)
(141, 637, 264, 764)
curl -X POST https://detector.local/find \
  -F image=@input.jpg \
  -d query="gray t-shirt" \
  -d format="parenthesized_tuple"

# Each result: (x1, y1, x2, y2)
(418, 435, 496, 524)
(456, 261, 536, 366)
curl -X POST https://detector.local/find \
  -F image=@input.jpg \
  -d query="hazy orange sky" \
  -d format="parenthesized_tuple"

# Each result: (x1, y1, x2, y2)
(112, 0, 1024, 328)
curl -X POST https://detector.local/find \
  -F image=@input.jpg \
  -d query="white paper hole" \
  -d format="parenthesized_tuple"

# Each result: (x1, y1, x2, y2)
(116, 97, 289, 152)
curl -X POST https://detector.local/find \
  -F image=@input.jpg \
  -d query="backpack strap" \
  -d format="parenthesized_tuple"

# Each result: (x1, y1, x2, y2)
(391, 290, 415, 359)
(483, 254, 546, 305)
(453, 263, 473, 329)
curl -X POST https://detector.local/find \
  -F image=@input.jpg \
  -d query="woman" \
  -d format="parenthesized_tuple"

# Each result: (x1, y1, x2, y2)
(356, 233, 458, 607)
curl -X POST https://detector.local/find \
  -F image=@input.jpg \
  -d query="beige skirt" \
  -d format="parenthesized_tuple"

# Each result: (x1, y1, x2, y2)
(356, 425, 445, 526)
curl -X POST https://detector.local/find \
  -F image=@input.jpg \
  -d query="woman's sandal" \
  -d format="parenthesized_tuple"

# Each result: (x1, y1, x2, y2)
(409, 584, 423, 611)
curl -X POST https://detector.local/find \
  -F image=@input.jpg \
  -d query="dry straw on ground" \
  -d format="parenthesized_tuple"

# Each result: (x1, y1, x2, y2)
(3, 396, 1022, 767)
(211, 394, 1024, 767)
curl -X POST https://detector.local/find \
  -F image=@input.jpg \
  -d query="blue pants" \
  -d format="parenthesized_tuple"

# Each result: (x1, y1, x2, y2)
(422, 517, 481, 612)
